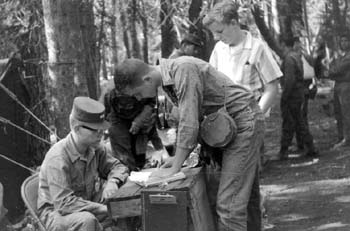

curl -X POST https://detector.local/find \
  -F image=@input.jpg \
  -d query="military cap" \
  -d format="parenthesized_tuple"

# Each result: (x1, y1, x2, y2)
(71, 96, 110, 130)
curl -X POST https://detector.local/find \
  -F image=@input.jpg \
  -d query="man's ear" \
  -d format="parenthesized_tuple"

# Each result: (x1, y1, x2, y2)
(231, 19, 239, 26)
(73, 125, 80, 134)
(143, 75, 153, 83)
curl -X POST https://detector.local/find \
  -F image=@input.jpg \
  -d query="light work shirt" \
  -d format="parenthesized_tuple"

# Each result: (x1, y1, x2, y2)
(159, 56, 255, 151)
(37, 133, 129, 216)
(209, 31, 282, 99)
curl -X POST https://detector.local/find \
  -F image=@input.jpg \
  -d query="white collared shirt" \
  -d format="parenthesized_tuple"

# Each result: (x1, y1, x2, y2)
(210, 31, 282, 99)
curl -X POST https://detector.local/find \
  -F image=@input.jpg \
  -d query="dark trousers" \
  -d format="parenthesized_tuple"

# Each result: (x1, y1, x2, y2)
(295, 93, 310, 148)
(334, 82, 350, 142)
(280, 98, 315, 153)
(109, 121, 147, 170)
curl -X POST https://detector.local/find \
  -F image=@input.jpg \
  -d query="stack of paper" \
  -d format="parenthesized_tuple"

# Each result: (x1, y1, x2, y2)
(128, 170, 186, 187)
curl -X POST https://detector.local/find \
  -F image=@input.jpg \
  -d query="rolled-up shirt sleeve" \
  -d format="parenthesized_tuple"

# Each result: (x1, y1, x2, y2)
(46, 157, 104, 216)
(173, 64, 203, 150)
(256, 43, 283, 84)
(97, 146, 129, 183)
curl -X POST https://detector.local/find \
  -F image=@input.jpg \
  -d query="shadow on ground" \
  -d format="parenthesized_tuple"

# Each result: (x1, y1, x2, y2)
(261, 90, 350, 231)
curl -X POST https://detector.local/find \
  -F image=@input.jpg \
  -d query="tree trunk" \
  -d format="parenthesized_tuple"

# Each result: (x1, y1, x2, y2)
(332, 0, 346, 37)
(277, 0, 304, 40)
(42, 0, 97, 137)
(252, 4, 284, 58)
(139, 0, 149, 63)
(302, 0, 311, 46)
(189, 0, 202, 24)
(119, 0, 131, 58)
(111, 0, 118, 66)
(97, 0, 106, 84)
(160, 0, 177, 58)
(128, 0, 141, 59)
(102, 44, 108, 80)
(80, 1, 99, 99)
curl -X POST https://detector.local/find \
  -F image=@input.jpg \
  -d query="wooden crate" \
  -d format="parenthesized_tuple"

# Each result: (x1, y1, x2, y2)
(107, 167, 215, 231)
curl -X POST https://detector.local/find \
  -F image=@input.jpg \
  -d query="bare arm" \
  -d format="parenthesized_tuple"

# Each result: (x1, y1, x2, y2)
(258, 79, 279, 114)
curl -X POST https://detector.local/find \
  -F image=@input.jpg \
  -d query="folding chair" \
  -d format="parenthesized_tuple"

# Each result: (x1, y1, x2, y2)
(21, 173, 46, 231)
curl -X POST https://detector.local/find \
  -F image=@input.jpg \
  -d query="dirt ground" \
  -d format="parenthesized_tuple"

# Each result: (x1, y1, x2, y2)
(261, 87, 350, 231)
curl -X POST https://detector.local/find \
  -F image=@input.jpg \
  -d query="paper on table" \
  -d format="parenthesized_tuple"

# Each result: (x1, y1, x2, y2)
(128, 170, 186, 187)
(129, 171, 153, 183)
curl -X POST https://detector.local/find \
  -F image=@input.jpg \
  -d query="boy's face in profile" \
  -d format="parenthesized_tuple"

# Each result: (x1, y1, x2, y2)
(207, 20, 239, 45)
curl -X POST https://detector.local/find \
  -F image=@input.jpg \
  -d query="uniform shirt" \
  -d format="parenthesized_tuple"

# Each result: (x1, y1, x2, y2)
(37, 133, 129, 216)
(159, 57, 255, 151)
(280, 50, 305, 101)
(209, 31, 282, 99)
(169, 49, 186, 59)
(329, 51, 350, 82)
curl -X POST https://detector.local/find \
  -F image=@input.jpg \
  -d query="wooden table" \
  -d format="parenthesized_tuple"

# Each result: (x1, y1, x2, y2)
(107, 166, 215, 231)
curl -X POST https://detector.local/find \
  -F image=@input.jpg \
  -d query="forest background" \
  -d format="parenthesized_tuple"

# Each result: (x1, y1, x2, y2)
(0, 0, 349, 224)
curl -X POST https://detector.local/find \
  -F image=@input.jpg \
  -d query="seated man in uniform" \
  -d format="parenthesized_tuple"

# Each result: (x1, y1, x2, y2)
(114, 57, 265, 231)
(37, 96, 129, 231)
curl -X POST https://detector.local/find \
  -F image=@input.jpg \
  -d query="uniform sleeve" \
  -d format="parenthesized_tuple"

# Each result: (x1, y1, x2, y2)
(97, 146, 129, 183)
(281, 56, 296, 100)
(174, 64, 203, 150)
(46, 156, 105, 216)
(256, 42, 282, 84)
(132, 105, 154, 128)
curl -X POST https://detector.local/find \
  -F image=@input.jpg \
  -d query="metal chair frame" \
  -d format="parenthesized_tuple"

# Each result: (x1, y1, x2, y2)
(21, 173, 46, 231)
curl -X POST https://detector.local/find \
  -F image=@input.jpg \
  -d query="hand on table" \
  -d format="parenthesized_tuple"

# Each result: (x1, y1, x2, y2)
(160, 156, 175, 168)
(101, 180, 119, 202)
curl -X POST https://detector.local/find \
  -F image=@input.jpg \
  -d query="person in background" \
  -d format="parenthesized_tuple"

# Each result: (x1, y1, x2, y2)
(279, 37, 318, 160)
(37, 97, 129, 231)
(203, 3, 280, 229)
(203, 1, 281, 115)
(102, 80, 165, 171)
(293, 54, 318, 152)
(323, 32, 350, 149)
(169, 33, 204, 59)
(113, 57, 265, 231)
(203, 1, 281, 177)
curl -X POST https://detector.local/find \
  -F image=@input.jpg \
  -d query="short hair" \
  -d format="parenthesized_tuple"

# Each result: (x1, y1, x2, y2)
(203, 0, 240, 27)
(113, 58, 151, 91)
(181, 33, 203, 47)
